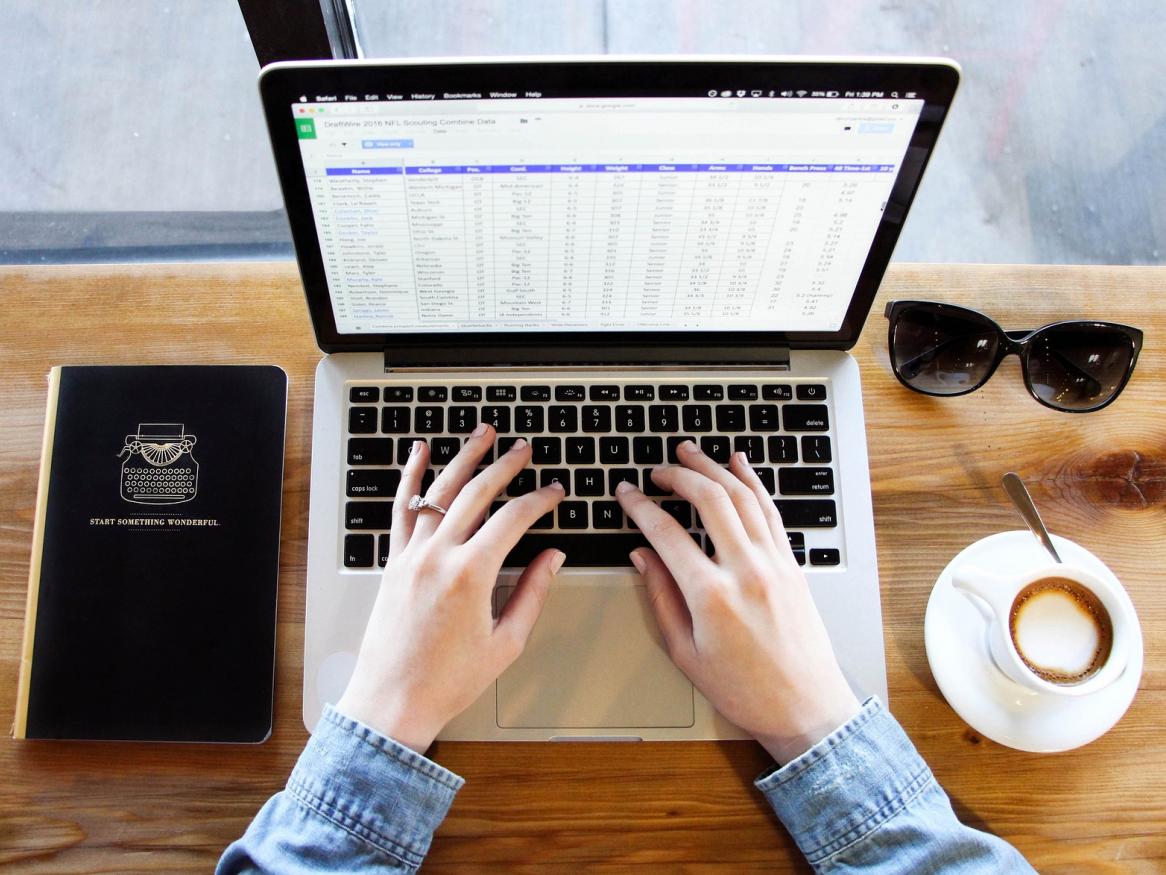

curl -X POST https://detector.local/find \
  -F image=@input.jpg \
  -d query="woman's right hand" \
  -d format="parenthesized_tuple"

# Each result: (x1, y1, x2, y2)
(615, 440, 861, 764)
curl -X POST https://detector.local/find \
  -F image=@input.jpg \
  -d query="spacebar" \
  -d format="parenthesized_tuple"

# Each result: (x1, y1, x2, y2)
(502, 533, 650, 568)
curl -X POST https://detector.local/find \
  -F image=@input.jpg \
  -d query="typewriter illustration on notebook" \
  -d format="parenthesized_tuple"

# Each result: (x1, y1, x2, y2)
(118, 423, 199, 505)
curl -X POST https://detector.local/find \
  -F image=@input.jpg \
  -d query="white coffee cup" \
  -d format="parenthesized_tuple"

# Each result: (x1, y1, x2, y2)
(951, 562, 1133, 697)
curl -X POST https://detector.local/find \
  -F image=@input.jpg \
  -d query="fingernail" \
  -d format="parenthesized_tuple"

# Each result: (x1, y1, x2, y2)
(547, 479, 565, 492)
(510, 438, 528, 451)
(410, 439, 423, 455)
(630, 550, 646, 573)
(680, 439, 699, 453)
(472, 422, 488, 437)
(734, 451, 747, 464)
(550, 550, 567, 575)
(615, 479, 636, 495)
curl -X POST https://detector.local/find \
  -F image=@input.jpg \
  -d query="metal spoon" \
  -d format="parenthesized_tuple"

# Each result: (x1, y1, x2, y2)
(1001, 472, 1062, 563)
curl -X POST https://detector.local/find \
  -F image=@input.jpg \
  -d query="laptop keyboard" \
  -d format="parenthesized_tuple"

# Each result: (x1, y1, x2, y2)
(342, 379, 842, 570)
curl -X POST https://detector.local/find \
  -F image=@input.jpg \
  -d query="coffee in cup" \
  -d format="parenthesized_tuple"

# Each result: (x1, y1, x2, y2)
(1009, 577, 1113, 685)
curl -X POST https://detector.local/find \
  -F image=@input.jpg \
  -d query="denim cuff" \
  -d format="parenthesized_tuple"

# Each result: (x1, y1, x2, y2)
(287, 704, 465, 869)
(755, 697, 934, 866)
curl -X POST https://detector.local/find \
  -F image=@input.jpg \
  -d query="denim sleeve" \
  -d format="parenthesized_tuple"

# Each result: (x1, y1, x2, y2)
(217, 704, 464, 874)
(756, 698, 1036, 874)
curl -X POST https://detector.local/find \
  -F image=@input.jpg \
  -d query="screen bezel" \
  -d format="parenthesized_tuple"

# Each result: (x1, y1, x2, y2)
(259, 58, 959, 356)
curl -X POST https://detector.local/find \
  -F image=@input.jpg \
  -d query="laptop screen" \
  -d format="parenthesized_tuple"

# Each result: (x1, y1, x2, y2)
(261, 60, 958, 353)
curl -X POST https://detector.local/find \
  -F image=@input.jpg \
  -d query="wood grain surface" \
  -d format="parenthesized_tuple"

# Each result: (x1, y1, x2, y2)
(0, 262, 1163, 873)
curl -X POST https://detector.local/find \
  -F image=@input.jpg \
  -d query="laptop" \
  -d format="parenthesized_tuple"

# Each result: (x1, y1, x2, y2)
(258, 56, 959, 740)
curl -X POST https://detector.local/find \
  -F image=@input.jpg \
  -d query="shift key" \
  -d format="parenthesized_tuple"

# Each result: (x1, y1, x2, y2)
(774, 499, 837, 528)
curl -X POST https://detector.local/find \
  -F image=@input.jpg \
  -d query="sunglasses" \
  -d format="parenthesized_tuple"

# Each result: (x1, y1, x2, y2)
(884, 300, 1143, 413)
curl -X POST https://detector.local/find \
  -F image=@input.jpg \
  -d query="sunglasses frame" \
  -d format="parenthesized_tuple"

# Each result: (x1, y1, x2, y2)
(883, 300, 1143, 413)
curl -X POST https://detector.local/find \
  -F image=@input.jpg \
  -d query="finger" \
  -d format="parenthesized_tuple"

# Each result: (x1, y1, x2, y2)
(614, 480, 709, 596)
(389, 439, 428, 558)
(471, 482, 566, 568)
(494, 548, 566, 662)
(728, 451, 797, 562)
(673, 440, 772, 544)
(647, 465, 753, 560)
(412, 422, 496, 540)
(632, 548, 694, 667)
(441, 436, 533, 542)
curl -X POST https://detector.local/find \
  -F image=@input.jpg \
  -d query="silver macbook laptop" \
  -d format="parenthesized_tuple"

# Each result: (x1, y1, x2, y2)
(258, 56, 959, 739)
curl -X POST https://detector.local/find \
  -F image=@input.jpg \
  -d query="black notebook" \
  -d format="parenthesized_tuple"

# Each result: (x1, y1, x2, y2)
(14, 365, 287, 742)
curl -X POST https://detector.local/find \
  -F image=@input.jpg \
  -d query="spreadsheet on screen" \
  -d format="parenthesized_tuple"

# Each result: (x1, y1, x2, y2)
(292, 96, 923, 334)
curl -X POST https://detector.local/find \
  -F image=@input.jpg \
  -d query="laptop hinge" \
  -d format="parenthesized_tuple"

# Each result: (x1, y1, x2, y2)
(382, 344, 791, 371)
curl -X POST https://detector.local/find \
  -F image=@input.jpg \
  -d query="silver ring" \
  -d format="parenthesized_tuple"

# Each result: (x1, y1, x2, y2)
(408, 494, 448, 515)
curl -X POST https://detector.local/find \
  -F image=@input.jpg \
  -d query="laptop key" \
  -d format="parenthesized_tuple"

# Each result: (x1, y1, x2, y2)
(502, 533, 652, 567)
(608, 468, 638, 494)
(589, 385, 621, 401)
(797, 384, 827, 401)
(381, 406, 410, 434)
(487, 386, 517, 402)
(762, 384, 792, 401)
(802, 435, 832, 463)
(592, 501, 623, 528)
(555, 385, 586, 401)
(666, 436, 695, 463)
(540, 468, 570, 494)
(344, 534, 375, 568)
(775, 500, 838, 528)
(575, 468, 605, 496)
(728, 385, 759, 400)
(566, 436, 596, 464)
(648, 404, 679, 432)
(810, 548, 841, 566)
(447, 406, 477, 433)
(481, 405, 511, 432)
(682, 405, 713, 432)
(384, 387, 414, 402)
(515, 406, 544, 433)
(694, 385, 724, 400)
(616, 405, 646, 433)
(779, 467, 835, 495)
(414, 406, 444, 434)
(634, 436, 665, 464)
(419, 386, 448, 402)
(452, 386, 482, 402)
(582, 405, 612, 433)
(377, 534, 392, 567)
(532, 438, 562, 464)
(559, 501, 588, 529)
(531, 510, 554, 530)
(507, 468, 536, 496)
(498, 436, 523, 455)
(549, 405, 578, 433)
(752, 467, 776, 495)
(700, 435, 731, 462)
(644, 475, 669, 496)
(715, 405, 746, 432)
(748, 404, 780, 432)
(659, 385, 689, 400)
(662, 500, 693, 528)
(769, 435, 798, 464)
(346, 501, 393, 530)
(346, 469, 402, 497)
(600, 436, 630, 464)
(431, 438, 461, 465)
(733, 435, 766, 463)
(521, 386, 551, 401)
(787, 532, 806, 549)
(625, 385, 655, 400)
(348, 407, 377, 434)
(348, 437, 393, 466)
(782, 404, 829, 431)
(350, 386, 379, 403)
(397, 437, 420, 465)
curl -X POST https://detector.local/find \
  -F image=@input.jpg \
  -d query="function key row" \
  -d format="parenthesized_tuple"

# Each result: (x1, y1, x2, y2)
(350, 383, 828, 404)
(350, 403, 830, 436)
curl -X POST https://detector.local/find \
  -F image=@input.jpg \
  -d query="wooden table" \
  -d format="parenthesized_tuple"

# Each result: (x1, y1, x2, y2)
(1, 262, 1163, 872)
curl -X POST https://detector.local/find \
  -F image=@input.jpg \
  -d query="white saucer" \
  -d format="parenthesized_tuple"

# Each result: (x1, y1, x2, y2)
(924, 531, 1143, 753)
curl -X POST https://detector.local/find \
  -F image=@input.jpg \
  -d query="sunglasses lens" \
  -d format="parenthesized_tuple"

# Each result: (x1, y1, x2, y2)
(891, 306, 1000, 395)
(1027, 326, 1135, 411)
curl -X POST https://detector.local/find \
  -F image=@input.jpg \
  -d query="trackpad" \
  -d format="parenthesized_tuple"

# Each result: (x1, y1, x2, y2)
(494, 579, 695, 729)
